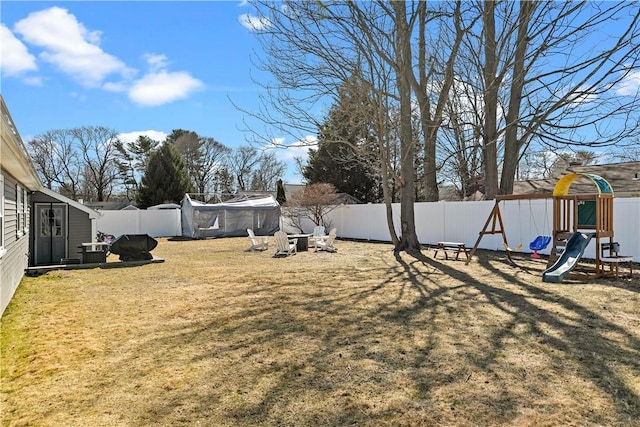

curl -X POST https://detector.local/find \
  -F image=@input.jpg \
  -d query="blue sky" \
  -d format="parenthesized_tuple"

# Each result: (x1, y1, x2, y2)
(1, 1, 310, 183)
(3, 2, 639, 188)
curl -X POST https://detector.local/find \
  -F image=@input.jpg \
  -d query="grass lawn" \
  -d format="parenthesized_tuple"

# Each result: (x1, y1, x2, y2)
(1, 237, 639, 426)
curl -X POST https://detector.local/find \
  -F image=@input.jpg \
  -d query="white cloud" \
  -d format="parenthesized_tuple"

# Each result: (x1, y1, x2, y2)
(238, 13, 271, 31)
(237, 0, 249, 7)
(616, 70, 640, 96)
(0, 24, 37, 76)
(9, 7, 202, 107)
(268, 135, 317, 163)
(118, 130, 168, 144)
(128, 70, 204, 107)
(23, 76, 43, 86)
(103, 81, 128, 93)
(143, 53, 169, 72)
(22, 77, 43, 86)
(13, 6, 132, 87)
(567, 85, 598, 106)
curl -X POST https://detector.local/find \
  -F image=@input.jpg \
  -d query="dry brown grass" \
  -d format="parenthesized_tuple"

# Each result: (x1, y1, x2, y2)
(1, 237, 639, 426)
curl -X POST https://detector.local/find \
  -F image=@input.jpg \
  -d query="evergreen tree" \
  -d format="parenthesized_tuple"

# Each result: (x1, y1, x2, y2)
(302, 80, 382, 203)
(114, 135, 160, 200)
(137, 143, 193, 208)
(276, 179, 286, 205)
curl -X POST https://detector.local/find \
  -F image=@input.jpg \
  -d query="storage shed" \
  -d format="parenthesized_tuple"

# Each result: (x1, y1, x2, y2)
(181, 194, 280, 239)
(30, 188, 100, 266)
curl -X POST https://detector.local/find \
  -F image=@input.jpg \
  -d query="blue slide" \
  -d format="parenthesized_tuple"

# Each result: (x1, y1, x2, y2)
(542, 232, 595, 283)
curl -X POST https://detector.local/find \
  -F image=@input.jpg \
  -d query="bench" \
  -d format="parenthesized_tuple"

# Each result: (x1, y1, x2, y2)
(78, 242, 110, 264)
(600, 242, 634, 279)
(433, 241, 470, 261)
(600, 256, 634, 278)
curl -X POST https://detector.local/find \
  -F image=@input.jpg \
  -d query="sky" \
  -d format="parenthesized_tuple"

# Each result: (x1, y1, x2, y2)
(1, 0, 311, 184)
(3, 2, 640, 189)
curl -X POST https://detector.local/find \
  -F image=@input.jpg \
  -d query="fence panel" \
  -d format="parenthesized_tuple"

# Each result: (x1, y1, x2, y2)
(326, 198, 639, 261)
(96, 197, 639, 260)
(96, 209, 181, 238)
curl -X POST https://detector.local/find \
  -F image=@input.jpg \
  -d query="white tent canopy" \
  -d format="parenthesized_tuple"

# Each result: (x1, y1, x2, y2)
(181, 194, 280, 239)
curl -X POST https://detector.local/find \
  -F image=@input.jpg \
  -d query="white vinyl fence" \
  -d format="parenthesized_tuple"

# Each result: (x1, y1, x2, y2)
(96, 209, 181, 238)
(97, 198, 640, 261)
(320, 198, 640, 262)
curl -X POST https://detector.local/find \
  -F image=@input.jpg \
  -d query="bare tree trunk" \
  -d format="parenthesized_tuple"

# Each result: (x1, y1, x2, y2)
(500, 1, 533, 195)
(392, 2, 421, 254)
(482, 0, 499, 199)
(380, 145, 400, 246)
(415, 2, 439, 202)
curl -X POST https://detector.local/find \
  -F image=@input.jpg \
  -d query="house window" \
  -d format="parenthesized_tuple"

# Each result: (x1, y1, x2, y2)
(0, 174, 5, 257)
(23, 188, 28, 233)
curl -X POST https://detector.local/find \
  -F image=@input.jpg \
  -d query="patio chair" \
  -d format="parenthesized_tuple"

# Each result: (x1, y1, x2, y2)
(308, 225, 326, 246)
(247, 229, 269, 251)
(274, 231, 297, 257)
(314, 228, 337, 253)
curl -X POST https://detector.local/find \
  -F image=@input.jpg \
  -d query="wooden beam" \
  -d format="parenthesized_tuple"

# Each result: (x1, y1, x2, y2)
(495, 193, 554, 201)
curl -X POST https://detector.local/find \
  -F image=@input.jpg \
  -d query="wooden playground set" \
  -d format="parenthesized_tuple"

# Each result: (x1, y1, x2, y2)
(466, 172, 634, 282)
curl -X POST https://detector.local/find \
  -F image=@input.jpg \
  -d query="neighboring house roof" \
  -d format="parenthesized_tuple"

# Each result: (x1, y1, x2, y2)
(283, 183, 305, 197)
(38, 188, 101, 219)
(439, 185, 463, 201)
(334, 192, 362, 204)
(148, 203, 180, 210)
(84, 200, 136, 211)
(513, 161, 640, 197)
(1, 95, 42, 190)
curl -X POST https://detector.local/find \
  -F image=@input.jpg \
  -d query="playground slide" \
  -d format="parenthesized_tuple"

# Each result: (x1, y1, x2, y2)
(542, 232, 594, 283)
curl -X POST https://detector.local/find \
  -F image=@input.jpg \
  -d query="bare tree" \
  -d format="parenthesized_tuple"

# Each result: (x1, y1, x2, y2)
(435, 74, 486, 198)
(229, 145, 261, 192)
(73, 126, 121, 202)
(250, 151, 286, 191)
(470, 1, 640, 197)
(610, 144, 640, 163)
(284, 183, 341, 231)
(174, 132, 230, 200)
(28, 129, 83, 199)
(548, 150, 598, 178)
(247, 1, 471, 253)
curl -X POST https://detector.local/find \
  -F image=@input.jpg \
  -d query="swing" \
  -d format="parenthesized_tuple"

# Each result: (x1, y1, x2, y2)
(503, 200, 522, 252)
(503, 242, 523, 252)
(529, 198, 551, 259)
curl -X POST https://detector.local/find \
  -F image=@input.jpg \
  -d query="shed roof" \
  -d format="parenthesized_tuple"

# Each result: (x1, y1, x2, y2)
(38, 188, 101, 219)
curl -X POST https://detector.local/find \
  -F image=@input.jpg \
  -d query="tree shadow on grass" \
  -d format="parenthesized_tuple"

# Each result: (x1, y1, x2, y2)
(393, 249, 640, 422)
(84, 246, 639, 425)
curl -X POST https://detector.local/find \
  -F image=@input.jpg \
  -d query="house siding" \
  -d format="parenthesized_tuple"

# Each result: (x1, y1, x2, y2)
(1, 172, 31, 315)
(68, 205, 92, 261)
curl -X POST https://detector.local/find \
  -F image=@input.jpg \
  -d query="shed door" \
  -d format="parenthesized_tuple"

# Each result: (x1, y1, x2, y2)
(35, 203, 68, 265)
